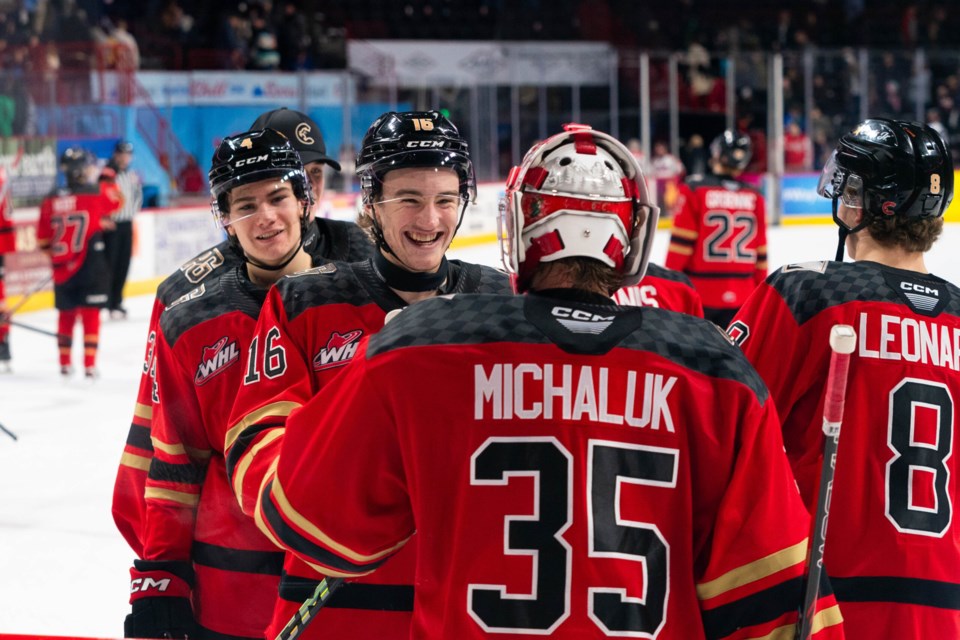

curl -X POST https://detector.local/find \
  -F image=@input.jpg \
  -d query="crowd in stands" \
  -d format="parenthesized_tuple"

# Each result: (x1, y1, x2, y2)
(5, 0, 960, 171)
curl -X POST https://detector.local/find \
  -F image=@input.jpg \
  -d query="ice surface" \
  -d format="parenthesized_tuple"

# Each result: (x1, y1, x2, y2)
(3, 225, 960, 637)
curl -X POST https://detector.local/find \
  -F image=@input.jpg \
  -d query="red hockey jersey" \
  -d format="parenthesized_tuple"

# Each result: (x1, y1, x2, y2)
(144, 266, 284, 638)
(0, 165, 14, 255)
(225, 258, 510, 640)
(613, 263, 704, 316)
(731, 259, 960, 638)
(665, 174, 767, 310)
(111, 219, 373, 557)
(36, 182, 121, 284)
(262, 291, 844, 639)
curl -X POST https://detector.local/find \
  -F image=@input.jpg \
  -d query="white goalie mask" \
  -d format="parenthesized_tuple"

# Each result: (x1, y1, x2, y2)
(499, 124, 659, 293)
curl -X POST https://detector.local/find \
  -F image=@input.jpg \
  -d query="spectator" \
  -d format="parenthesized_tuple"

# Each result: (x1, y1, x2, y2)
(650, 140, 685, 217)
(176, 154, 205, 194)
(784, 120, 814, 172)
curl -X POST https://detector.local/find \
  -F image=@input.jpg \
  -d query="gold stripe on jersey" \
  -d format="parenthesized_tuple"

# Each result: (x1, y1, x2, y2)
(695, 539, 807, 600)
(252, 457, 283, 547)
(224, 400, 301, 450)
(150, 437, 212, 461)
(812, 605, 843, 634)
(134, 402, 152, 420)
(670, 227, 698, 240)
(145, 486, 200, 507)
(667, 243, 694, 256)
(120, 451, 151, 471)
(271, 476, 411, 565)
(233, 427, 285, 513)
(748, 603, 843, 639)
(151, 437, 187, 457)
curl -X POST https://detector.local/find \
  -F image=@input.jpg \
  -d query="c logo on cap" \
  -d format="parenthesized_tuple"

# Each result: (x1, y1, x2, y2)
(295, 123, 315, 146)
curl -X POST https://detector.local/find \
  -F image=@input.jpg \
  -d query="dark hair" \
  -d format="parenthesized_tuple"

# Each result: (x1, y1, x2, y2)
(528, 257, 623, 297)
(866, 215, 943, 253)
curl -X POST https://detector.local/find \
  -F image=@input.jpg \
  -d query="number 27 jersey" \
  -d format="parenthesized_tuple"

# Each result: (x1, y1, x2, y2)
(730, 260, 960, 638)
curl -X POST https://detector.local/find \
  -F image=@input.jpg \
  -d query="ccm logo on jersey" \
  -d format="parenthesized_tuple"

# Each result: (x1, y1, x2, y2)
(313, 330, 364, 371)
(195, 337, 241, 385)
(901, 282, 940, 296)
(405, 140, 445, 148)
(130, 577, 170, 594)
(552, 306, 614, 335)
(235, 154, 268, 167)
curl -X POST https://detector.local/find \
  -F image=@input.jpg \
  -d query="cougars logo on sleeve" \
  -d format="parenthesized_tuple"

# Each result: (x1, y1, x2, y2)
(195, 336, 241, 385)
(313, 330, 364, 371)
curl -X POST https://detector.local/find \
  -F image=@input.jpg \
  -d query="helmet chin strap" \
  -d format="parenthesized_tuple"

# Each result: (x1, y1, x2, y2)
(835, 226, 848, 262)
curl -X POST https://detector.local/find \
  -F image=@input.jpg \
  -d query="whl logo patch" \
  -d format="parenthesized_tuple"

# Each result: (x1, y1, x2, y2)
(195, 337, 240, 385)
(313, 330, 363, 371)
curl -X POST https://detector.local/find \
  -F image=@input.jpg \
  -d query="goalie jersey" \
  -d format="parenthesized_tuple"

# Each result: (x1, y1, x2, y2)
(731, 259, 960, 638)
(225, 257, 510, 640)
(260, 290, 844, 639)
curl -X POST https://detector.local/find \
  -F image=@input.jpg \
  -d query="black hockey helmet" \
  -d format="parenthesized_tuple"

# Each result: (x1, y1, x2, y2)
(60, 147, 95, 187)
(356, 110, 476, 204)
(208, 127, 312, 225)
(817, 118, 953, 230)
(710, 129, 752, 172)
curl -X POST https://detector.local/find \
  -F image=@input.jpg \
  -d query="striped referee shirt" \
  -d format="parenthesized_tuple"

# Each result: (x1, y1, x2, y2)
(103, 162, 143, 223)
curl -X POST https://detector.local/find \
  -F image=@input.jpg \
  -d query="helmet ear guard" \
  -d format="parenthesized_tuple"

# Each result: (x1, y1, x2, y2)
(500, 123, 660, 293)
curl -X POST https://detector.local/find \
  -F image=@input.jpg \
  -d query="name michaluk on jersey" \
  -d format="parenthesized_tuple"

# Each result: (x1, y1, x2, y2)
(857, 311, 960, 369)
(474, 363, 677, 431)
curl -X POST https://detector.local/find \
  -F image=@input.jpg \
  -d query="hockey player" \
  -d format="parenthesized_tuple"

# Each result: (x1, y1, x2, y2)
(255, 124, 845, 638)
(665, 129, 768, 326)
(111, 109, 371, 559)
(36, 148, 121, 378)
(612, 263, 704, 316)
(0, 161, 14, 368)
(729, 118, 960, 638)
(125, 128, 361, 640)
(224, 110, 510, 639)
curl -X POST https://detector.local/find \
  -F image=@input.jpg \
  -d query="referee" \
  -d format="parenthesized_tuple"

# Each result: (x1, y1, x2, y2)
(100, 140, 142, 319)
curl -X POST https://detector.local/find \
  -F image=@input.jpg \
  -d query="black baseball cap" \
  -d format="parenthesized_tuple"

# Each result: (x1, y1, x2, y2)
(115, 140, 133, 153)
(250, 108, 341, 171)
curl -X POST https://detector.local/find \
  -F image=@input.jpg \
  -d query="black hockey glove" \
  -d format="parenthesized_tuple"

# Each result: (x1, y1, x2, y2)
(124, 559, 199, 639)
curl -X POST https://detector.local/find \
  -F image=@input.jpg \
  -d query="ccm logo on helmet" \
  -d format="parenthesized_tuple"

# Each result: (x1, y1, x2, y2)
(235, 154, 269, 167)
(130, 577, 171, 594)
(405, 141, 446, 148)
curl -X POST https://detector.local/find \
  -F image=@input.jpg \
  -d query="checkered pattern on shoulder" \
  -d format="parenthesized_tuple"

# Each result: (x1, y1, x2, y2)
(630, 307, 768, 403)
(768, 261, 960, 325)
(646, 263, 695, 287)
(159, 266, 264, 346)
(368, 294, 769, 403)
(276, 261, 375, 322)
(445, 261, 512, 295)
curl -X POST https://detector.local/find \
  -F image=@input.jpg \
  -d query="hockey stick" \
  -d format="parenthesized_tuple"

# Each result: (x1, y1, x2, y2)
(0, 422, 17, 441)
(796, 324, 856, 640)
(275, 576, 344, 640)
(1, 274, 54, 322)
(9, 319, 59, 338)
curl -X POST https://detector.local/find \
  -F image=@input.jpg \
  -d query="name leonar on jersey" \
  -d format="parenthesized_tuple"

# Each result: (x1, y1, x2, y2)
(195, 337, 240, 385)
(313, 330, 364, 371)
